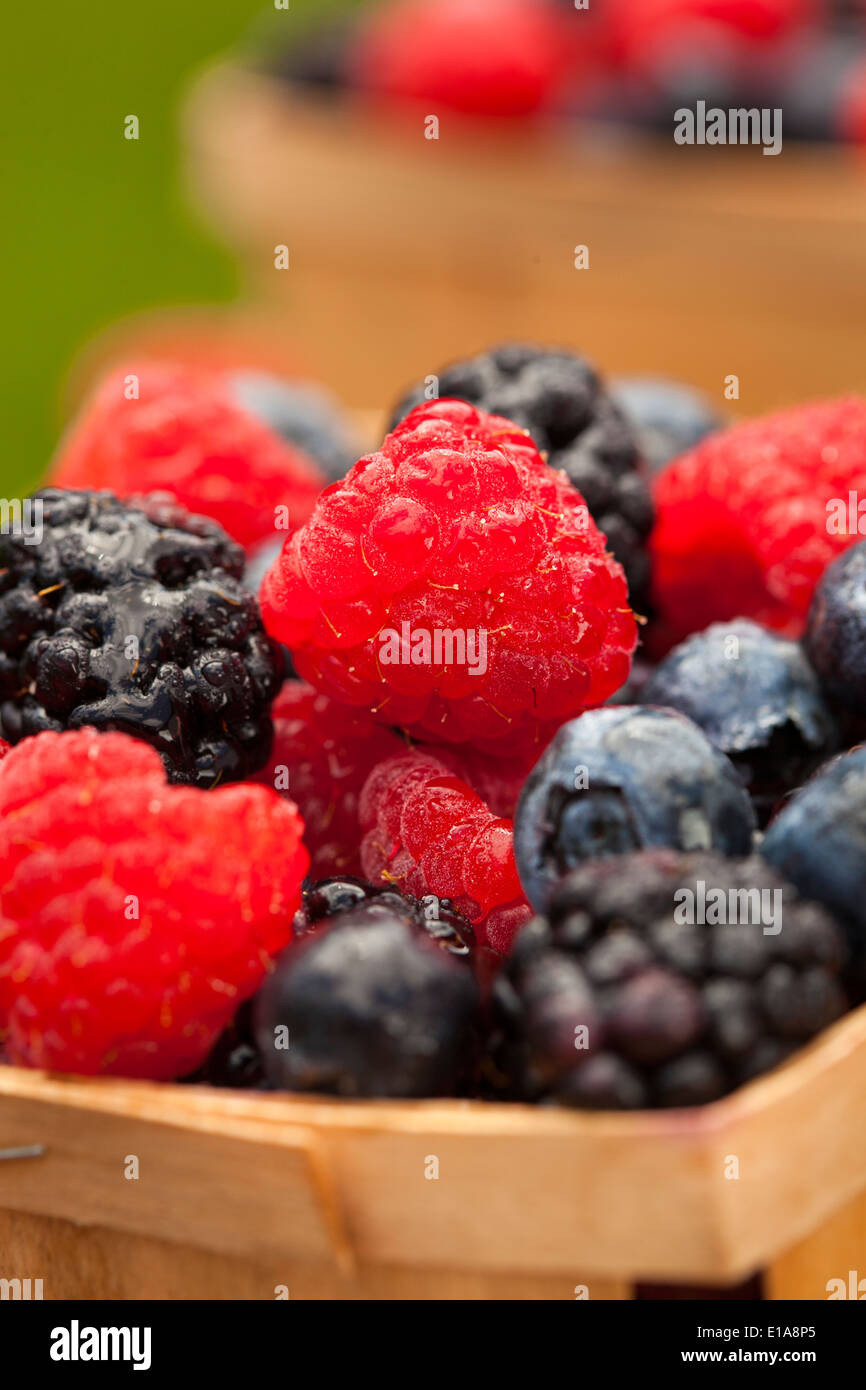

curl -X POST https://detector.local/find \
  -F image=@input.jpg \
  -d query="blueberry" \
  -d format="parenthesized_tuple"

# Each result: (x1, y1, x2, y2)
(805, 542, 866, 710)
(762, 746, 866, 974)
(243, 535, 284, 597)
(229, 371, 356, 482)
(243, 535, 296, 681)
(642, 620, 837, 824)
(610, 376, 722, 472)
(263, 15, 355, 91)
(514, 706, 756, 916)
(253, 899, 481, 1098)
(605, 656, 655, 706)
(775, 27, 866, 141)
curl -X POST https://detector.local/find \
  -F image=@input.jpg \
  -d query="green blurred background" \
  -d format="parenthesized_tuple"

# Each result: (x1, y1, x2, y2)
(2, 0, 323, 498)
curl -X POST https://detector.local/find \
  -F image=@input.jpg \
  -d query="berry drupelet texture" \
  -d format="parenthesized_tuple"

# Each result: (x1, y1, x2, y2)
(261, 398, 637, 756)
(0, 490, 283, 788)
(490, 850, 847, 1109)
(253, 879, 481, 1098)
(514, 706, 757, 916)
(642, 619, 837, 824)
(0, 729, 308, 1079)
(359, 750, 531, 954)
(389, 345, 655, 611)
(292, 875, 477, 956)
(651, 396, 866, 645)
(50, 361, 326, 552)
(430, 741, 535, 820)
(252, 680, 406, 879)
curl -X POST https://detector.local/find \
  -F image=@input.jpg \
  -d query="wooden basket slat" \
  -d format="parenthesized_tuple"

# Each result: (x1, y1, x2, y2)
(2, 1004, 866, 1285)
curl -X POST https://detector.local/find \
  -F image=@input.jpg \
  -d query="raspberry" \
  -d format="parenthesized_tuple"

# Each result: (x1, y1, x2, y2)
(840, 59, 866, 146)
(260, 399, 637, 755)
(253, 682, 530, 874)
(390, 345, 654, 612)
(491, 850, 847, 1109)
(651, 397, 866, 646)
(347, 0, 568, 119)
(0, 489, 282, 788)
(607, 0, 815, 74)
(359, 750, 531, 953)
(51, 362, 325, 552)
(431, 742, 534, 820)
(0, 729, 308, 1079)
(253, 680, 406, 878)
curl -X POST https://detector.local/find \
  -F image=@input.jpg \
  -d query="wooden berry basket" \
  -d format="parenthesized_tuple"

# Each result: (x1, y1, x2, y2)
(1, 1002, 866, 1300)
(5, 63, 866, 1307)
(183, 64, 866, 415)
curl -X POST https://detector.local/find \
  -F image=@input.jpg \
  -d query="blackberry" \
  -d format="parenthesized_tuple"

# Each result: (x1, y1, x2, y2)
(514, 706, 756, 916)
(642, 620, 838, 825)
(253, 878, 481, 1097)
(388, 344, 654, 612)
(182, 1004, 270, 1091)
(490, 851, 847, 1109)
(292, 874, 477, 956)
(0, 489, 282, 788)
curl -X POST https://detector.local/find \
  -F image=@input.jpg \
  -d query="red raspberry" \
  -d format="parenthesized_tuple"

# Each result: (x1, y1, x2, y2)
(359, 750, 531, 954)
(348, 0, 569, 119)
(651, 397, 866, 646)
(253, 680, 406, 879)
(606, 0, 814, 71)
(430, 743, 534, 820)
(261, 399, 637, 756)
(840, 60, 866, 146)
(51, 362, 325, 552)
(0, 729, 308, 1079)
